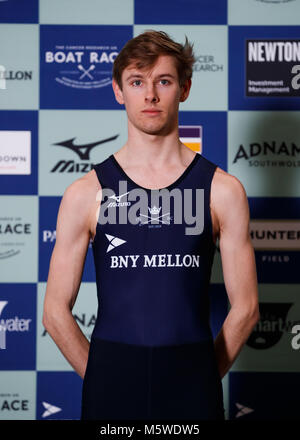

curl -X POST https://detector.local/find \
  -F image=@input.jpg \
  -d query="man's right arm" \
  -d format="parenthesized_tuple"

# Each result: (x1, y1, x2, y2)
(42, 176, 99, 379)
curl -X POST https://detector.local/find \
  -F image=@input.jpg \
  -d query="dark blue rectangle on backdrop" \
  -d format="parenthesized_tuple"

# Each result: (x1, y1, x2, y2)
(0, 0, 38, 23)
(135, 0, 227, 24)
(39, 196, 96, 282)
(40, 25, 133, 109)
(229, 26, 300, 110)
(36, 372, 83, 420)
(0, 283, 36, 370)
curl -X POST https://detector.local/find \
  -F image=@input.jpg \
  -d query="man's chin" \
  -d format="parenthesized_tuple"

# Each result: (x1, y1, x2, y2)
(139, 124, 173, 136)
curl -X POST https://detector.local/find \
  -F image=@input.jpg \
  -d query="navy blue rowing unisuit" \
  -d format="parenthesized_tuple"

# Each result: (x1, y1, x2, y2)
(81, 152, 225, 420)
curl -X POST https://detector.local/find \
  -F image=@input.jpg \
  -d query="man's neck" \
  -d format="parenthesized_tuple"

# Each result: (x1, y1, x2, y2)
(117, 124, 188, 168)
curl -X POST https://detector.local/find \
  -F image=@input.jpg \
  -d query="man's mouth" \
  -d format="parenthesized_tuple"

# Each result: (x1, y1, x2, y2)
(142, 109, 162, 114)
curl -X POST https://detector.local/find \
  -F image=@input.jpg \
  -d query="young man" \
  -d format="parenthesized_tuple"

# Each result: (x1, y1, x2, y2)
(43, 31, 260, 420)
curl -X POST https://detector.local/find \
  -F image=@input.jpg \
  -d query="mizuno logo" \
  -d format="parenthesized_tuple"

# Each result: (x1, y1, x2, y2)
(105, 234, 126, 253)
(107, 191, 131, 208)
(42, 401, 62, 418)
(53, 135, 119, 160)
(109, 192, 130, 203)
(235, 403, 254, 418)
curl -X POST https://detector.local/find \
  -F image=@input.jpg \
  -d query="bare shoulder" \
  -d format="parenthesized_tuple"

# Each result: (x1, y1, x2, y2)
(212, 166, 247, 201)
(211, 166, 249, 231)
(62, 169, 100, 206)
(58, 169, 102, 236)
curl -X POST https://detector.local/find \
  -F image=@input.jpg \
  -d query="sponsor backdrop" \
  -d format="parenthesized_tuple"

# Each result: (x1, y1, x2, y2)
(0, 0, 299, 421)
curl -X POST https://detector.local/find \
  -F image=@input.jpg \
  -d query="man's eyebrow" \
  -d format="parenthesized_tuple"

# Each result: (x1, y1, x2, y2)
(125, 73, 144, 82)
(155, 74, 176, 79)
(124, 73, 176, 82)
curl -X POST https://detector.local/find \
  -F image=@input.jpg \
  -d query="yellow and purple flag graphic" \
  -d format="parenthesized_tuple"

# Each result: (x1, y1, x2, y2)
(179, 126, 202, 153)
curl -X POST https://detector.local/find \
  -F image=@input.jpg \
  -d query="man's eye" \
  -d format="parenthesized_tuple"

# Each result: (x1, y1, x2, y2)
(132, 80, 142, 86)
(160, 79, 169, 85)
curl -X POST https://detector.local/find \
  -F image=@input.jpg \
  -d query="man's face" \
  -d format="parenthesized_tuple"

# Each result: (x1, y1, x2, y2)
(112, 55, 191, 136)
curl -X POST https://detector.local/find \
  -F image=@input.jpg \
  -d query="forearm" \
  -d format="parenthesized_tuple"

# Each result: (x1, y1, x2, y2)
(214, 306, 259, 379)
(43, 308, 90, 379)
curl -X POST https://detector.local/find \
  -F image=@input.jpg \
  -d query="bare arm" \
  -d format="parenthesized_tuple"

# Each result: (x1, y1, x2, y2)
(212, 172, 260, 379)
(42, 175, 99, 379)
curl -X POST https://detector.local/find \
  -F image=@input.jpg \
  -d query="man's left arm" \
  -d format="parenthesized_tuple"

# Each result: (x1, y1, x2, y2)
(212, 172, 260, 379)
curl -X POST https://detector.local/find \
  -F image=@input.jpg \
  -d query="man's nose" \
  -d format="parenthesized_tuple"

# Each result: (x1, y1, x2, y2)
(145, 83, 159, 103)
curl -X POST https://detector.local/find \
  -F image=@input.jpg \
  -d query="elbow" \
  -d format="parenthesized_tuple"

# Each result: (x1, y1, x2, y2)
(239, 305, 260, 334)
(42, 305, 56, 331)
(42, 303, 71, 330)
(232, 302, 260, 325)
(253, 307, 260, 324)
(249, 303, 260, 326)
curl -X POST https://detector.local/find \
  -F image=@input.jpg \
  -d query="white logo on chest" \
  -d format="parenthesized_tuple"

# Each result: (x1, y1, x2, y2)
(110, 254, 200, 268)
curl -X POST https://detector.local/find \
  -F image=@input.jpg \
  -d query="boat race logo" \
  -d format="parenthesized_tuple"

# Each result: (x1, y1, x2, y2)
(0, 216, 32, 260)
(44, 44, 118, 90)
(40, 25, 132, 108)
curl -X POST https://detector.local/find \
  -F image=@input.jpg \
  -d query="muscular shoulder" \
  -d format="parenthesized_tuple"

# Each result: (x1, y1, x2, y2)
(63, 169, 99, 204)
(211, 167, 249, 231)
(58, 169, 101, 233)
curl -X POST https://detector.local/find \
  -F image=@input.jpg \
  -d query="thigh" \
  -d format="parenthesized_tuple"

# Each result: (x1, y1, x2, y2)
(151, 340, 225, 420)
(81, 337, 149, 420)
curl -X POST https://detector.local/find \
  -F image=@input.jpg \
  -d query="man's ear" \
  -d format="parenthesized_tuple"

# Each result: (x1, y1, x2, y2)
(112, 78, 125, 105)
(179, 78, 192, 102)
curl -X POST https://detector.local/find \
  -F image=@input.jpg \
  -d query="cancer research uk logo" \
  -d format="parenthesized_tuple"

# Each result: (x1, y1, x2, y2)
(246, 40, 300, 96)
(40, 25, 133, 109)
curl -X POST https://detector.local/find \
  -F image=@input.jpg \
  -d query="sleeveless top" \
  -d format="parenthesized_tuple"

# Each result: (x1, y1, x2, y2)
(90, 152, 218, 347)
